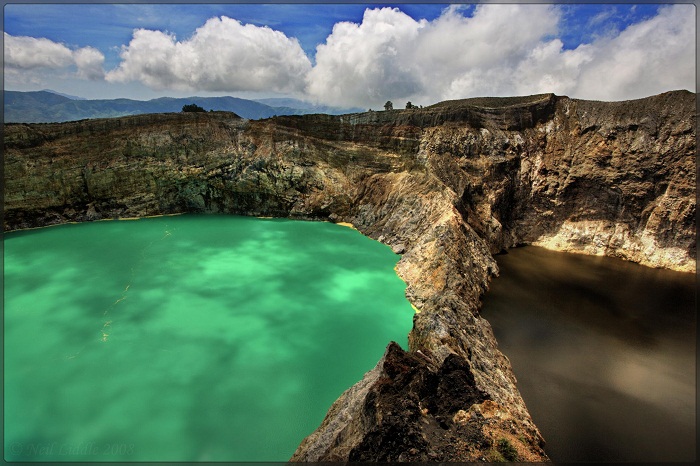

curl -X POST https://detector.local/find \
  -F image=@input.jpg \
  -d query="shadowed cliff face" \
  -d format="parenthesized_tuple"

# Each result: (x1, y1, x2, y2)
(3, 91, 695, 461)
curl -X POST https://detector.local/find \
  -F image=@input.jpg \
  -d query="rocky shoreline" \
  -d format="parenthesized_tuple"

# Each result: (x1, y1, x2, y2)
(4, 90, 695, 461)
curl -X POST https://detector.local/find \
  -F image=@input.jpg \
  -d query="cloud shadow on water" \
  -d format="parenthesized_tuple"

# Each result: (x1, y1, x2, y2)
(3, 215, 414, 461)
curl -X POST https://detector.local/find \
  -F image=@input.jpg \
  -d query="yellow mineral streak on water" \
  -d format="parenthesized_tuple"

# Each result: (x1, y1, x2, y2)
(336, 222, 357, 230)
(9, 221, 79, 233)
(66, 344, 87, 359)
(8, 214, 184, 233)
(116, 213, 183, 221)
(104, 283, 132, 316)
(101, 321, 112, 342)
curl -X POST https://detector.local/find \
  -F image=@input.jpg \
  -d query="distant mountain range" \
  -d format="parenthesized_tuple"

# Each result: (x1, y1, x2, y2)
(3, 90, 364, 123)
(40, 89, 87, 100)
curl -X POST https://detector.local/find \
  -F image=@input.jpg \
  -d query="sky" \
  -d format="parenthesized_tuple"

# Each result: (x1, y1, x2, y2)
(2, 2, 696, 108)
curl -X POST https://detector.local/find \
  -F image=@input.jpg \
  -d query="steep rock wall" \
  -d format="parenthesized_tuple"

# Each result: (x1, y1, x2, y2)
(418, 91, 696, 271)
(3, 91, 695, 461)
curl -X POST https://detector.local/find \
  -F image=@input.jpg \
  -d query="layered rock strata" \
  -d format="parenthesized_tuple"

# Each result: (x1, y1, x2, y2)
(3, 91, 695, 461)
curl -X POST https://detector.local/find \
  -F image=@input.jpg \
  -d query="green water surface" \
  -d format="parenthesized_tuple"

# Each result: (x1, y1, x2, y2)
(3, 215, 414, 461)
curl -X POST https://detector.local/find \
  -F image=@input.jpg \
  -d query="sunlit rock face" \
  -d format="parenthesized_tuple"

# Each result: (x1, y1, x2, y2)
(4, 90, 695, 461)
(418, 92, 696, 272)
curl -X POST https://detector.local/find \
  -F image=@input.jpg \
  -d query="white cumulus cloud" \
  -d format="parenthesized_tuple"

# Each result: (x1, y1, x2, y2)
(306, 4, 562, 108)
(569, 4, 696, 101)
(5, 4, 694, 105)
(305, 7, 427, 107)
(3, 32, 105, 80)
(73, 47, 106, 80)
(305, 4, 695, 108)
(105, 16, 312, 94)
(413, 4, 561, 100)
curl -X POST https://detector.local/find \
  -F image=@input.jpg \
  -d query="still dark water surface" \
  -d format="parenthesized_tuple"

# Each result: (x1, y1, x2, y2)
(4, 215, 414, 461)
(481, 246, 696, 462)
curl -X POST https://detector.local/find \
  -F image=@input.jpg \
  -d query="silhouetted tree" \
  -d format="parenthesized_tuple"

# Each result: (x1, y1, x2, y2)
(384, 101, 393, 111)
(182, 103, 206, 113)
(406, 101, 414, 109)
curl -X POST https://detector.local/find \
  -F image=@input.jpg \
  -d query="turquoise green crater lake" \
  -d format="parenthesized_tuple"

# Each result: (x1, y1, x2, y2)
(4, 215, 414, 461)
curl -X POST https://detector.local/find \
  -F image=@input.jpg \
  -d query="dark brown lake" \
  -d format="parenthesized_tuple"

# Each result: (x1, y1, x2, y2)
(481, 246, 696, 462)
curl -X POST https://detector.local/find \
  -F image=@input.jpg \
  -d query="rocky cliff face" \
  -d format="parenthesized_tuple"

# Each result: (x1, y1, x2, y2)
(4, 91, 695, 461)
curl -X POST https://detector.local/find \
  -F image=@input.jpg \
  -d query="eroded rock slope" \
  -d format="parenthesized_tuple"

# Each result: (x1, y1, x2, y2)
(4, 91, 695, 461)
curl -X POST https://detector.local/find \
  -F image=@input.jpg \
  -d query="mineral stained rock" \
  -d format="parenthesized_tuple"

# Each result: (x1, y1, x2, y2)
(4, 91, 695, 461)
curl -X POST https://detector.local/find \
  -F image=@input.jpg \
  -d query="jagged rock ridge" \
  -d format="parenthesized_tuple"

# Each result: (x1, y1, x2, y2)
(3, 90, 695, 461)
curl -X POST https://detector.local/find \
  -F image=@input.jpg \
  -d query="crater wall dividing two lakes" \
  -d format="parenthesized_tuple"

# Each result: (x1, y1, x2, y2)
(3, 90, 695, 461)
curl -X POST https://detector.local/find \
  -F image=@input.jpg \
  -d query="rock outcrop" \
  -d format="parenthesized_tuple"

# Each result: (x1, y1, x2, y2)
(3, 90, 695, 461)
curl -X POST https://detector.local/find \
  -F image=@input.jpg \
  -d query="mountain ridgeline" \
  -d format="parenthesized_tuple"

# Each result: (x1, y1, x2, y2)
(3, 90, 363, 123)
(3, 90, 696, 461)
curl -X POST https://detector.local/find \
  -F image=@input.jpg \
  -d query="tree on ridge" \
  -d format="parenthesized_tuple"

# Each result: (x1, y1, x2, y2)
(182, 103, 206, 113)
